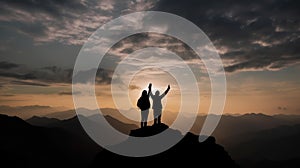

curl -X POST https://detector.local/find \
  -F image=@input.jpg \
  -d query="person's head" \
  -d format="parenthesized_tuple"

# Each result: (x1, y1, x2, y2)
(142, 90, 147, 96)
(155, 90, 160, 96)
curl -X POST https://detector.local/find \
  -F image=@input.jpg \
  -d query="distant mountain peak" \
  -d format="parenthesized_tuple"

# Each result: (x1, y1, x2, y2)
(241, 113, 272, 118)
(0, 114, 32, 128)
(26, 115, 60, 126)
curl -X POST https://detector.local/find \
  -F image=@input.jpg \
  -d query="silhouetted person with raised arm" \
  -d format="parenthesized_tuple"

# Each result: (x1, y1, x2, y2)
(149, 84, 170, 125)
(137, 83, 152, 128)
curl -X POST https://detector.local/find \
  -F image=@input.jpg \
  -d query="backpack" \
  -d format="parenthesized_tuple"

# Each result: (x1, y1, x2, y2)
(137, 96, 150, 110)
(137, 97, 143, 109)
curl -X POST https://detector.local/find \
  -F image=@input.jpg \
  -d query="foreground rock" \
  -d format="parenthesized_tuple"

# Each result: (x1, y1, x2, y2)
(91, 123, 239, 168)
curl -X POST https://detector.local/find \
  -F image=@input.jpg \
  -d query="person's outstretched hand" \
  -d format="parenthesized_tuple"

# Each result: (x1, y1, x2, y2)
(168, 84, 170, 89)
(149, 83, 152, 89)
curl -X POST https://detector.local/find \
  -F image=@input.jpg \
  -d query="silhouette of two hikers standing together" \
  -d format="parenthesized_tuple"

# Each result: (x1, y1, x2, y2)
(137, 83, 170, 128)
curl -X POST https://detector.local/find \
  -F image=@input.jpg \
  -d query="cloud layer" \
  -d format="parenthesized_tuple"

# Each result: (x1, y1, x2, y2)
(0, 0, 299, 74)
(0, 0, 158, 45)
(154, 0, 300, 72)
(0, 61, 112, 87)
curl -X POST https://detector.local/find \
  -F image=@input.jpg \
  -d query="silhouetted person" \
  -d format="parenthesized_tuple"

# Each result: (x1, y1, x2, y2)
(149, 84, 170, 125)
(137, 83, 152, 128)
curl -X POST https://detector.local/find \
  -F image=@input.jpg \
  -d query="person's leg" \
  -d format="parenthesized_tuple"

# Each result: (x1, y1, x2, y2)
(153, 109, 159, 125)
(140, 111, 143, 128)
(157, 109, 162, 124)
(158, 115, 161, 124)
(143, 109, 149, 127)
(141, 110, 146, 128)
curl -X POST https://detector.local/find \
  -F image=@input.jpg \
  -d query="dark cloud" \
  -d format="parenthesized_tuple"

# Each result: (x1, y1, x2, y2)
(0, 65, 72, 83)
(1, 0, 299, 73)
(107, 32, 197, 60)
(58, 91, 81, 95)
(154, 0, 300, 72)
(96, 68, 113, 84)
(0, 0, 87, 16)
(0, 71, 36, 80)
(0, 61, 114, 86)
(73, 68, 112, 84)
(10, 80, 49, 87)
(0, 94, 15, 97)
(129, 85, 141, 90)
(224, 37, 300, 72)
(0, 0, 89, 44)
(278, 106, 287, 110)
(0, 61, 19, 69)
(0, 0, 157, 45)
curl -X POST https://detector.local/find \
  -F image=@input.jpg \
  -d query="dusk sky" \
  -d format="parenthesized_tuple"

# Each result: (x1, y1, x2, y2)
(0, 0, 300, 116)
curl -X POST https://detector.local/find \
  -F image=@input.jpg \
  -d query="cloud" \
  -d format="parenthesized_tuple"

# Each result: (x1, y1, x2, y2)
(58, 91, 81, 95)
(278, 106, 287, 110)
(107, 32, 198, 61)
(0, 0, 158, 45)
(10, 80, 49, 87)
(154, 0, 300, 72)
(0, 94, 15, 97)
(0, 64, 72, 83)
(123, 0, 159, 13)
(1, 0, 299, 73)
(0, 61, 20, 69)
(0, 71, 36, 80)
(129, 85, 141, 90)
(0, 62, 113, 86)
(224, 37, 300, 72)
(73, 68, 113, 84)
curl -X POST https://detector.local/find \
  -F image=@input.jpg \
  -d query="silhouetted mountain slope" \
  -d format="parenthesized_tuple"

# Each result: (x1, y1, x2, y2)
(43, 107, 141, 125)
(26, 116, 60, 126)
(100, 108, 139, 124)
(191, 113, 300, 147)
(0, 114, 101, 168)
(273, 114, 300, 123)
(42, 108, 300, 145)
(91, 124, 239, 168)
(238, 158, 300, 168)
(103, 115, 138, 134)
(230, 124, 300, 161)
(33, 114, 138, 135)
(0, 105, 67, 119)
(44, 109, 76, 119)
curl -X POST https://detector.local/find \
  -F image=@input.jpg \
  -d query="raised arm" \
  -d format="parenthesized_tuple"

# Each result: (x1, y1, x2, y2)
(160, 85, 170, 98)
(147, 83, 153, 97)
(165, 85, 170, 94)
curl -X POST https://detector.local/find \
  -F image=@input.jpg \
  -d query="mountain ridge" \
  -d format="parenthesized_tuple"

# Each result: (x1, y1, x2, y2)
(0, 114, 101, 168)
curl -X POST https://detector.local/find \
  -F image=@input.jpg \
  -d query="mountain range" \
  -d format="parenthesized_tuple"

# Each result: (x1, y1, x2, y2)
(1, 106, 300, 167)
(0, 114, 239, 168)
